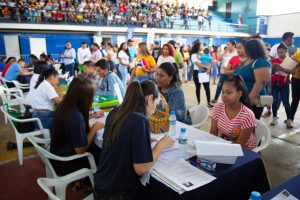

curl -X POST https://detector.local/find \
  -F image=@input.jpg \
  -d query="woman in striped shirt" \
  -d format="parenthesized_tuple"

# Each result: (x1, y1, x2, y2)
(210, 75, 256, 149)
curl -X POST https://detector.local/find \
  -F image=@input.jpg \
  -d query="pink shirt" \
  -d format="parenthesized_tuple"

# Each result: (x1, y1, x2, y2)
(212, 102, 256, 149)
(91, 49, 102, 63)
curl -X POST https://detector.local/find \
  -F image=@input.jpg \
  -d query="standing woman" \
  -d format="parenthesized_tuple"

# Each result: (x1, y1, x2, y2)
(50, 78, 104, 176)
(234, 39, 271, 119)
(94, 81, 174, 199)
(130, 42, 156, 82)
(209, 46, 219, 85)
(190, 42, 213, 107)
(27, 68, 62, 129)
(117, 42, 130, 86)
(156, 43, 175, 67)
(225, 40, 247, 76)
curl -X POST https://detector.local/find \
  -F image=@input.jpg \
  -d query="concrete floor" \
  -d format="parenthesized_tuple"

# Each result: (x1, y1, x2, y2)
(0, 78, 299, 189)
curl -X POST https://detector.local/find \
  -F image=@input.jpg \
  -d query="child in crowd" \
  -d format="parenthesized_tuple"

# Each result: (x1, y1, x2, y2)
(210, 75, 256, 149)
(200, 48, 212, 74)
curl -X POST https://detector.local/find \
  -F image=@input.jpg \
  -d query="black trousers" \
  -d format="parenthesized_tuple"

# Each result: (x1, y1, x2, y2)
(291, 77, 300, 121)
(252, 105, 264, 120)
(193, 70, 211, 104)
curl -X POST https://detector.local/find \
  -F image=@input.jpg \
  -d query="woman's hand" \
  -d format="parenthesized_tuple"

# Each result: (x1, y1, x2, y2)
(157, 135, 174, 150)
(91, 122, 105, 132)
(249, 95, 259, 105)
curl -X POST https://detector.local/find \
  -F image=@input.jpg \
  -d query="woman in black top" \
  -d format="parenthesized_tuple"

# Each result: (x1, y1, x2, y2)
(94, 80, 174, 200)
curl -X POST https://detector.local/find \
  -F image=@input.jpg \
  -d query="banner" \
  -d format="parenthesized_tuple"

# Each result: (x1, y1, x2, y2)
(147, 28, 156, 49)
(125, 27, 135, 41)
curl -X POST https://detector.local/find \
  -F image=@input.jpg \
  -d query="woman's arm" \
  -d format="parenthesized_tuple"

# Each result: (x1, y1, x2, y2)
(210, 118, 218, 136)
(194, 60, 209, 69)
(224, 63, 233, 75)
(236, 127, 254, 147)
(51, 96, 61, 105)
(249, 67, 271, 105)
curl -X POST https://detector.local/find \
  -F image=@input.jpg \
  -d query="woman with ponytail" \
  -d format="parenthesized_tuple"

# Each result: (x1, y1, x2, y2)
(156, 62, 191, 125)
(94, 80, 174, 199)
(26, 68, 61, 129)
(210, 75, 256, 149)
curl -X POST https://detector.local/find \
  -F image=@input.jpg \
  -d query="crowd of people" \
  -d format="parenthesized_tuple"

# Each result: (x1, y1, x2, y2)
(0, 0, 213, 29)
(1, 31, 300, 199)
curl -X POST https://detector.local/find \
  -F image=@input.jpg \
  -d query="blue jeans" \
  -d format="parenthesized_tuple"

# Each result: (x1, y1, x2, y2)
(32, 111, 54, 130)
(188, 62, 194, 81)
(119, 65, 128, 86)
(272, 82, 292, 119)
(64, 63, 75, 77)
(214, 74, 227, 101)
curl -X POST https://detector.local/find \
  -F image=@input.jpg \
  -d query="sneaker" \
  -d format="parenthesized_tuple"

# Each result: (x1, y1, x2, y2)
(286, 119, 294, 129)
(270, 117, 278, 126)
(210, 99, 217, 104)
(262, 110, 272, 117)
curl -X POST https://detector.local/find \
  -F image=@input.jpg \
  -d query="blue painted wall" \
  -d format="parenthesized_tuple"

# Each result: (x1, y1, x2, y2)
(264, 37, 300, 47)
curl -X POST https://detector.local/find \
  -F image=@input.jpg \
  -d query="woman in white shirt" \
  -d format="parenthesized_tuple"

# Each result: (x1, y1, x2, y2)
(117, 42, 130, 86)
(156, 43, 176, 67)
(27, 68, 62, 129)
(29, 61, 49, 91)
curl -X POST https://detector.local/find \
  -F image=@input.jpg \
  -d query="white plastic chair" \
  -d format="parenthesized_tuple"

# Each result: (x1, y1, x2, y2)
(189, 105, 210, 128)
(27, 136, 97, 200)
(0, 76, 14, 88)
(12, 80, 29, 90)
(37, 168, 94, 200)
(0, 106, 48, 165)
(59, 71, 69, 80)
(53, 63, 61, 71)
(66, 75, 74, 84)
(253, 120, 271, 153)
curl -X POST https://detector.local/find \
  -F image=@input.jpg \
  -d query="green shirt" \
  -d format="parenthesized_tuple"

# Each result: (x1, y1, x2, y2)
(175, 51, 183, 67)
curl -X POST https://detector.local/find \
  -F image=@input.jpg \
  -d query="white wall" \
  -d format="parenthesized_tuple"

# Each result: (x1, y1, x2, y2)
(4, 35, 21, 59)
(267, 13, 300, 37)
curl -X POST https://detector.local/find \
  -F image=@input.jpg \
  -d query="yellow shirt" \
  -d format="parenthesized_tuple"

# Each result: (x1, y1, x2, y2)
(293, 64, 300, 79)
(135, 55, 156, 77)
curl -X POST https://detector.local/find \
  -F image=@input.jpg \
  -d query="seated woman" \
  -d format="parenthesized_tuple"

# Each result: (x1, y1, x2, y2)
(95, 59, 125, 98)
(50, 77, 104, 176)
(26, 68, 62, 129)
(94, 80, 174, 199)
(210, 75, 256, 149)
(155, 62, 191, 125)
(29, 61, 48, 91)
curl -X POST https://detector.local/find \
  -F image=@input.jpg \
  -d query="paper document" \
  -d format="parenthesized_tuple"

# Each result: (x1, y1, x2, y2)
(271, 189, 299, 200)
(150, 133, 179, 152)
(280, 56, 298, 70)
(153, 159, 216, 191)
(198, 72, 210, 83)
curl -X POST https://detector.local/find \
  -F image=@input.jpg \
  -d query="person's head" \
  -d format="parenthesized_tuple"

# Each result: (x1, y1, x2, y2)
(35, 68, 59, 89)
(226, 40, 236, 51)
(65, 41, 72, 49)
(33, 61, 48, 74)
(39, 53, 48, 62)
(203, 48, 209, 55)
(156, 62, 179, 89)
(51, 77, 95, 147)
(91, 43, 99, 51)
(81, 41, 88, 49)
(190, 42, 202, 55)
(127, 39, 134, 47)
(0, 56, 5, 62)
(168, 40, 176, 49)
(105, 80, 160, 149)
(244, 39, 268, 60)
(277, 43, 288, 60)
(282, 32, 294, 46)
(29, 54, 38, 64)
(83, 60, 96, 76)
(137, 42, 150, 56)
(154, 41, 159, 48)
(101, 41, 106, 48)
(236, 40, 246, 57)
(113, 44, 119, 52)
(6, 57, 16, 64)
(162, 43, 175, 57)
(17, 59, 26, 68)
(106, 42, 113, 49)
(120, 42, 128, 51)
(222, 75, 251, 109)
(95, 58, 109, 78)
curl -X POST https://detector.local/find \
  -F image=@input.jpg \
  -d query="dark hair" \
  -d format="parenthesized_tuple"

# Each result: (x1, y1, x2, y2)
(107, 42, 113, 48)
(105, 80, 159, 149)
(40, 53, 48, 59)
(238, 39, 247, 47)
(29, 54, 38, 60)
(91, 43, 99, 48)
(95, 58, 109, 70)
(158, 62, 180, 86)
(5, 57, 16, 64)
(82, 41, 87, 45)
(83, 60, 94, 68)
(190, 42, 202, 55)
(244, 39, 268, 60)
(33, 61, 49, 74)
(51, 77, 94, 148)
(277, 43, 288, 51)
(203, 48, 209, 54)
(282, 32, 294, 41)
(118, 42, 130, 58)
(101, 41, 106, 46)
(228, 40, 236, 47)
(35, 68, 58, 89)
(224, 75, 252, 109)
(168, 40, 176, 48)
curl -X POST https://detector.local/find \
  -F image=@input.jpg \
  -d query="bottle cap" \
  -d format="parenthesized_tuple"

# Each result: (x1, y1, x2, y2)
(181, 128, 186, 133)
(170, 111, 175, 115)
(250, 191, 261, 200)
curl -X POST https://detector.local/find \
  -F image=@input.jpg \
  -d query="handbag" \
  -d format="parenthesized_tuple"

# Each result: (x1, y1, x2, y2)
(251, 59, 273, 107)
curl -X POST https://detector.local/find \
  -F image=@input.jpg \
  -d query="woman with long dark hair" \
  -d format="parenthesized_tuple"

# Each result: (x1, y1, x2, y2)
(210, 75, 256, 149)
(26, 68, 61, 129)
(94, 80, 174, 199)
(117, 42, 130, 86)
(156, 62, 191, 124)
(234, 39, 271, 119)
(50, 77, 104, 176)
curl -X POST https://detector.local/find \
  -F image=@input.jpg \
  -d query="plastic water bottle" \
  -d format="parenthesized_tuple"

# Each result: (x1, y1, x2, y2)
(168, 111, 176, 137)
(178, 128, 187, 159)
(249, 191, 261, 200)
(94, 95, 99, 111)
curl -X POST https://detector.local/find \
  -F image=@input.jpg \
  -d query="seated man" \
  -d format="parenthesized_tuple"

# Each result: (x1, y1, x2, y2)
(4, 59, 33, 87)
(80, 60, 101, 89)
(95, 59, 125, 98)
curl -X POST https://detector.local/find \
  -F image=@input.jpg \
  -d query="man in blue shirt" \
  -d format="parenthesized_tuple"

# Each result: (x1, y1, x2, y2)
(5, 59, 32, 87)
(127, 39, 137, 62)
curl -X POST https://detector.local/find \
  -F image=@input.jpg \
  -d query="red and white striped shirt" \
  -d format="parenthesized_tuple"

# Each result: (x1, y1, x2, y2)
(212, 102, 256, 149)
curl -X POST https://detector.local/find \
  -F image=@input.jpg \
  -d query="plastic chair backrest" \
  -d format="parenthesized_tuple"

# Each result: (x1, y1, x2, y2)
(253, 120, 271, 153)
(189, 105, 209, 128)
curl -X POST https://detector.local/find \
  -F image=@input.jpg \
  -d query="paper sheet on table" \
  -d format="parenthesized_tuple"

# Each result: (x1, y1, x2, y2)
(198, 72, 210, 83)
(280, 56, 298, 70)
(150, 133, 179, 152)
(153, 158, 216, 192)
(89, 112, 108, 141)
(271, 189, 299, 200)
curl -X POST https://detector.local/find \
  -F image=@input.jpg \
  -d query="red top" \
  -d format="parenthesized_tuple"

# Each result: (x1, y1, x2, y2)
(228, 56, 242, 70)
(271, 58, 289, 87)
(1, 64, 11, 78)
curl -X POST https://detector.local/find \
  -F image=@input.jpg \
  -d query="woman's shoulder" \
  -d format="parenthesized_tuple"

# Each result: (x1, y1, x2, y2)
(213, 102, 225, 111)
(241, 104, 255, 117)
(254, 58, 271, 69)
